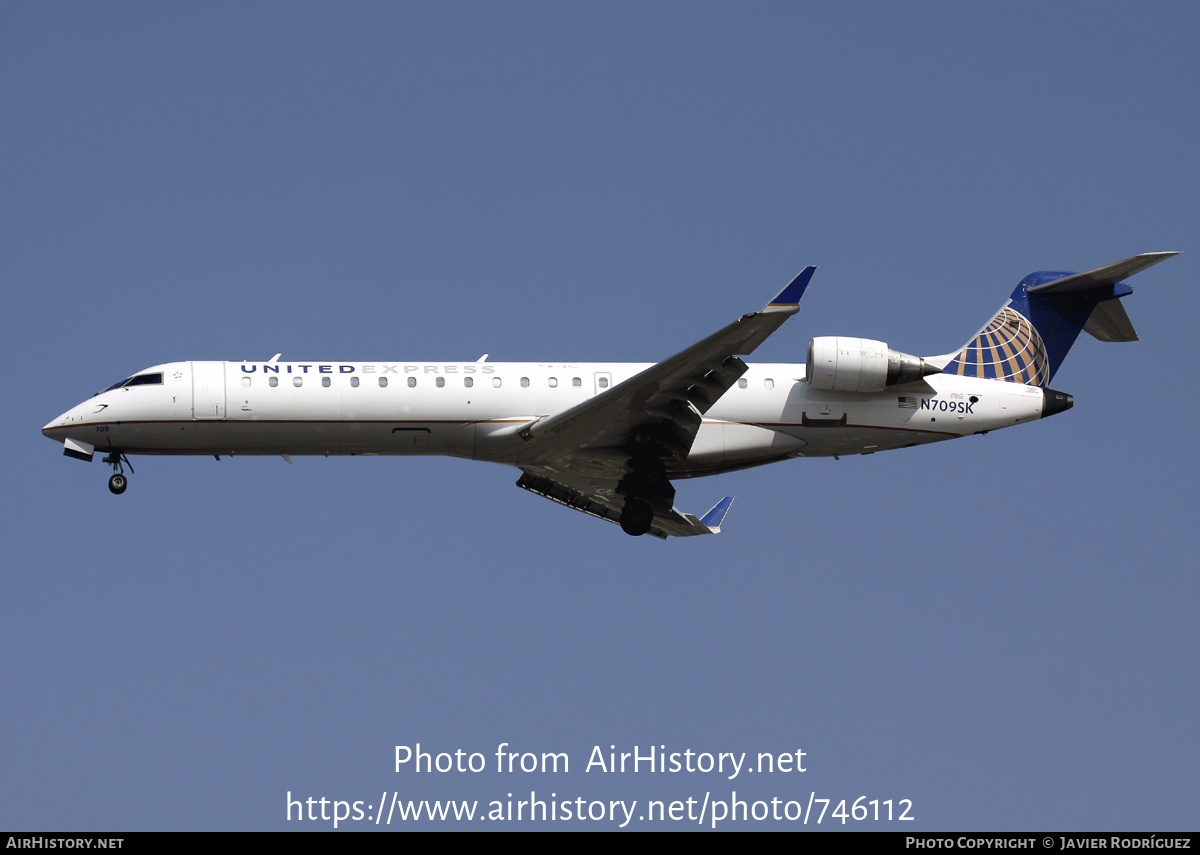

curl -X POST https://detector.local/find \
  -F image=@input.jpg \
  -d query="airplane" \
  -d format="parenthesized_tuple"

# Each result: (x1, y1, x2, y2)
(43, 251, 1176, 538)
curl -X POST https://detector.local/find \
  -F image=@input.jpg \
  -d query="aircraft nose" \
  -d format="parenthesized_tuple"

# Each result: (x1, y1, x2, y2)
(43, 413, 68, 438)
(43, 403, 82, 438)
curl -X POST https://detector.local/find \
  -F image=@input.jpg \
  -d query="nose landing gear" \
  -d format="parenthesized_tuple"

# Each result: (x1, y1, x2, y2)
(101, 452, 134, 495)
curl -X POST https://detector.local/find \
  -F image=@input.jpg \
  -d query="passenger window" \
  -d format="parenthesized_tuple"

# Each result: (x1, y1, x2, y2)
(269, 377, 278, 387)
(322, 377, 331, 387)
(436, 377, 445, 388)
(572, 377, 581, 387)
(293, 377, 303, 387)
(738, 378, 748, 389)
(241, 377, 251, 388)
(520, 377, 530, 387)
(493, 377, 502, 388)
(407, 377, 416, 388)
(379, 377, 388, 388)
(464, 377, 473, 388)
(765, 378, 774, 389)
(350, 377, 360, 388)
(548, 377, 558, 388)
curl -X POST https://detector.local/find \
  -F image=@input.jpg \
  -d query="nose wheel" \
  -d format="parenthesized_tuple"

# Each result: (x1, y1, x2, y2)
(101, 452, 134, 495)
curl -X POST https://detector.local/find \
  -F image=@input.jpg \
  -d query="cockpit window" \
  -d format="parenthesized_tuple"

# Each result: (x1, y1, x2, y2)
(101, 372, 163, 393)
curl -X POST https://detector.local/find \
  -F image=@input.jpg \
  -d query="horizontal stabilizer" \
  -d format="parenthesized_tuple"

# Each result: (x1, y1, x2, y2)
(1028, 252, 1178, 294)
(1084, 298, 1139, 342)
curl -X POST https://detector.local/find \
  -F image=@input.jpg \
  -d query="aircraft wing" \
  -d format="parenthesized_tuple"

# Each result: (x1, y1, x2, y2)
(521, 266, 816, 466)
(517, 470, 734, 539)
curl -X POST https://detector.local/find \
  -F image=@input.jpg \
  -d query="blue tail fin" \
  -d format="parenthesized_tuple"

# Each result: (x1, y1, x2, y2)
(940, 252, 1177, 385)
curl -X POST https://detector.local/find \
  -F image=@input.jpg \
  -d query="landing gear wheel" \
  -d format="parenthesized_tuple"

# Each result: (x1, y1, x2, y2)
(102, 451, 133, 494)
(619, 498, 654, 537)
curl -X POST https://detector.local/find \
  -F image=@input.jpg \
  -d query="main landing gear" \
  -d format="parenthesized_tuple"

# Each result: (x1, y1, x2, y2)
(619, 497, 654, 537)
(102, 452, 133, 495)
(617, 452, 671, 537)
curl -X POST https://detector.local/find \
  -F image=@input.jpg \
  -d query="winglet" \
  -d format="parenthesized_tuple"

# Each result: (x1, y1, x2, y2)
(762, 266, 817, 313)
(699, 496, 736, 533)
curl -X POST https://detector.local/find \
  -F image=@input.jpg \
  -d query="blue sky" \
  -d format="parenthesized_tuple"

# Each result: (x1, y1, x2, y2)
(3, 2, 1197, 830)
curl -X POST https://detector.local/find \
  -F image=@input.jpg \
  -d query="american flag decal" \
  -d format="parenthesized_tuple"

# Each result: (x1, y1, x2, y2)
(897, 396, 918, 409)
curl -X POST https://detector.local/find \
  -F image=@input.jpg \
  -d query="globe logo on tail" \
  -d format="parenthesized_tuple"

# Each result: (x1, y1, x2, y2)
(945, 306, 1048, 385)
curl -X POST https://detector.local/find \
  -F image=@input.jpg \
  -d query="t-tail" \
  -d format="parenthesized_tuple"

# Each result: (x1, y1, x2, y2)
(933, 252, 1178, 386)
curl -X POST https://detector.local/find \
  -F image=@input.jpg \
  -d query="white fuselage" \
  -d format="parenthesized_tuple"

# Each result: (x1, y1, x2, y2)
(43, 360, 1045, 479)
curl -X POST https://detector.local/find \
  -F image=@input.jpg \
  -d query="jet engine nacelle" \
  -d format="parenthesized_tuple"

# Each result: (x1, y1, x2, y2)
(805, 336, 940, 393)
